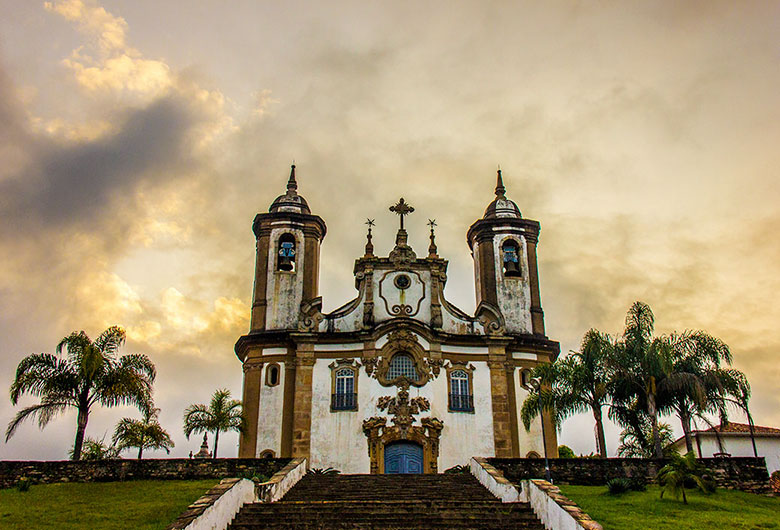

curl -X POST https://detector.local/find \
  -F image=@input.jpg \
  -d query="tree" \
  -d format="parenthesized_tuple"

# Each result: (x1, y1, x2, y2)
(69, 436, 122, 461)
(558, 445, 577, 458)
(113, 407, 174, 459)
(521, 328, 614, 457)
(617, 421, 676, 458)
(608, 302, 707, 459)
(667, 330, 746, 453)
(183, 389, 244, 458)
(657, 451, 713, 503)
(6, 326, 156, 460)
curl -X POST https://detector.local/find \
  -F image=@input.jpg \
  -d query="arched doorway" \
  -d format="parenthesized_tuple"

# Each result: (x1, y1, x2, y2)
(384, 441, 424, 474)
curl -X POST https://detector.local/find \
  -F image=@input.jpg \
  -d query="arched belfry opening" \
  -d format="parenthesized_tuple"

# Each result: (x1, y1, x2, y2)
(277, 233, 296, 272)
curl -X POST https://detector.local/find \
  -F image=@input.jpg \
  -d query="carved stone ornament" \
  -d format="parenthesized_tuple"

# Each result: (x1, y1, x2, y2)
(378, 271, 426, 318)
(298, 297, 324, 332)
(362, 384, 444, 474)
(365, 329, 442, 387)
(475, 301, 506, 336)
(242, 359, 264, 373)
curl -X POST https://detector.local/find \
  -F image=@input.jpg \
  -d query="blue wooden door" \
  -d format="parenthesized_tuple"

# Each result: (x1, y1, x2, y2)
(384, 442, 423, 474)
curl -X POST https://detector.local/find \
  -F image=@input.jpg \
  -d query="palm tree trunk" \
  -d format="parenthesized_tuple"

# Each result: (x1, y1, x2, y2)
(72, 407, 89, 461)
(648, 393, 663, 459)
(138, 446, 143, 459)
(679, 410, 694, 453)
(592, 406, 608, 458)
(213, 429, 220, 458)
(746, 408, 758, 457)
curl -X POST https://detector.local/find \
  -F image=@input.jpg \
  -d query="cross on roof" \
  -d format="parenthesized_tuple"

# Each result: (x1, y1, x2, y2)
(389, 198, 414, 230)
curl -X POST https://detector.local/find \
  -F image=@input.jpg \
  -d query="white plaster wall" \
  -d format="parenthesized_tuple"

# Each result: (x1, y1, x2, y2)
(373, 270, 432, 325)
(308, 357, 498, 473)
(435, 361, 496, 470)
(440, 304, 480, 335)
(697, 435, 779, 474)
(309, 360, 375, 473)
(265, 227, 304, 330)
(514, 368, 545, 457)
(255, 362, 285, 456)
(492, 231, 533, 334)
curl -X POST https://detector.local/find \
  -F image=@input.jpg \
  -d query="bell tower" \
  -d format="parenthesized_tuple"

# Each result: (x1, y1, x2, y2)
(467, 169, 546, 336)
(250, 165, 327, 331)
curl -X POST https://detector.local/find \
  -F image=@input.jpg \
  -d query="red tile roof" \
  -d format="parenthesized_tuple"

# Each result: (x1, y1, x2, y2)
(699, 422, 780, 435)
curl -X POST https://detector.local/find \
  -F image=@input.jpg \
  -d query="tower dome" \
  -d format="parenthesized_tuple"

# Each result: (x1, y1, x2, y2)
(483, 169, 521, 219)
(269, 164, 311, 214)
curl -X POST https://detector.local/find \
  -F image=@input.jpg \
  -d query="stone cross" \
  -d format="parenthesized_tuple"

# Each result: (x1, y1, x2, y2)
(389, 198, 414, 230)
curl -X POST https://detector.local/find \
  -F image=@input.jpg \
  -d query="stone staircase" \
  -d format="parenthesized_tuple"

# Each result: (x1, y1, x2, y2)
(227, 473, 544, 529)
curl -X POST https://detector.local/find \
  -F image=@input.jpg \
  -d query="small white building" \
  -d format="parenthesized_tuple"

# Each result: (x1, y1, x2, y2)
(670, 422, 780, 475)
(234, 166, 560, 474)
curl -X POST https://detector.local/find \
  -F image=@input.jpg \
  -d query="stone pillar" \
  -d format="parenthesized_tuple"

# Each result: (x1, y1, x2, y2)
(488, 347, 513, 458)
(291, 345, 316, 459)
(280, 355, 296, 458)
(250, 232, 271, 331)
(238, 357, 263, 457)
(525, 235, 546, 336)
(505, 363, 521, 458)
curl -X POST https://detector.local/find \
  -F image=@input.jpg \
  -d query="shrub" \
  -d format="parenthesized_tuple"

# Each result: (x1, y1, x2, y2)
(307, 467, 340, 475)
(16, 478, 31, 492)
(557, 445, 577, 458)
(239, 470, 270, 482)
(444, 465, 468, 474)
(607, 478, 632, 495)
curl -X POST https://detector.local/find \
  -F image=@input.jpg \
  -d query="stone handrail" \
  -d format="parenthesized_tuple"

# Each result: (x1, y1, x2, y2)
(470, 456, 602, 530)
(166, 457, 308, 530)
(520, 479, 603, 530)
(166, 478, 255, 530)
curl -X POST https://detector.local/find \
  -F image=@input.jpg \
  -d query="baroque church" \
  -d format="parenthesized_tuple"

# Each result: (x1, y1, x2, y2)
(235, 166, 559, 474)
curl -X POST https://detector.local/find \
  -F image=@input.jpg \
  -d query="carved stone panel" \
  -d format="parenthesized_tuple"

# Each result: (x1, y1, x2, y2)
(378, 271, 426, 318)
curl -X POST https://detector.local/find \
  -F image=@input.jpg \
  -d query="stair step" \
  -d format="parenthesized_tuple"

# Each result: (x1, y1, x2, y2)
(226, 473, 544, 530)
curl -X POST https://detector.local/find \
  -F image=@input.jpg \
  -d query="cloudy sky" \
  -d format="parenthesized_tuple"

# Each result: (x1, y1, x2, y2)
(1, 0, 778, 460)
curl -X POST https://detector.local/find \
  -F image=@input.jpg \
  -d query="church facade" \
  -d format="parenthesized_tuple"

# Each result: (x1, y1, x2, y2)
(236, 166, 559, 474)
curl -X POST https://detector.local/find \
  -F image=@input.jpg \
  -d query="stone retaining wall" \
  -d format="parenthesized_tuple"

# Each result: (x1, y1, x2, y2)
(488, 457, 771, 494)
(0, 458, 290, 489)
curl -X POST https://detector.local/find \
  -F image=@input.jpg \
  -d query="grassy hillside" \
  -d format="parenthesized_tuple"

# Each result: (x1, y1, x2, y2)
(560, 484, 779, 530)
(0, 479, 217, 529)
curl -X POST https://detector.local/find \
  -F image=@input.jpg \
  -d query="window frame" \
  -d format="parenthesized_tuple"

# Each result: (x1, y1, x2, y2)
(265, 362, 281, 387)
(445, 362, 475, 413)
(329, 359, 360, 412)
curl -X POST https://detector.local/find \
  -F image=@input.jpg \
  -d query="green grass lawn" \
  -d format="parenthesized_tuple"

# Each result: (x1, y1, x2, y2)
(0, 479, 217, 530)
(559, 484, 780, 530)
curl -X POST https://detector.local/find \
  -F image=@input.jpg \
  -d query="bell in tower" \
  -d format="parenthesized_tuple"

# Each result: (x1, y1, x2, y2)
(248, 164, 327, 331)
(467, 168, 547, 336)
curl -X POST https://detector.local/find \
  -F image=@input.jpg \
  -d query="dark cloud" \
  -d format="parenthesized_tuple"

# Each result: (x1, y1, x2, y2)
(0, 96, 196, 232)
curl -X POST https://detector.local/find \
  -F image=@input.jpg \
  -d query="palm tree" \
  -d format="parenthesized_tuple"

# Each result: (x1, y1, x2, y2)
(69, 435, 122, 461)
(521, 328, 614, 457)
(667, 330, 744, 453)
(113, 407, 174, 459)
(609, 302, 706, 458)
(617, 421, 676, 458)
(657, 451, 713, 503)
(6, 326, 155, 460)
(183, 389, 244, 458)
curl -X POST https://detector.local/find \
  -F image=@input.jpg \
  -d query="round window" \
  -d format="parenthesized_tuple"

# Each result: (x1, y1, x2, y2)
(394, 274, 411, 290)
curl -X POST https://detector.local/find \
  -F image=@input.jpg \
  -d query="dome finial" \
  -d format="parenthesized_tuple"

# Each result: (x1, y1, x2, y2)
(287, 162, 298, 193)
(495, 165, 506, 197)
